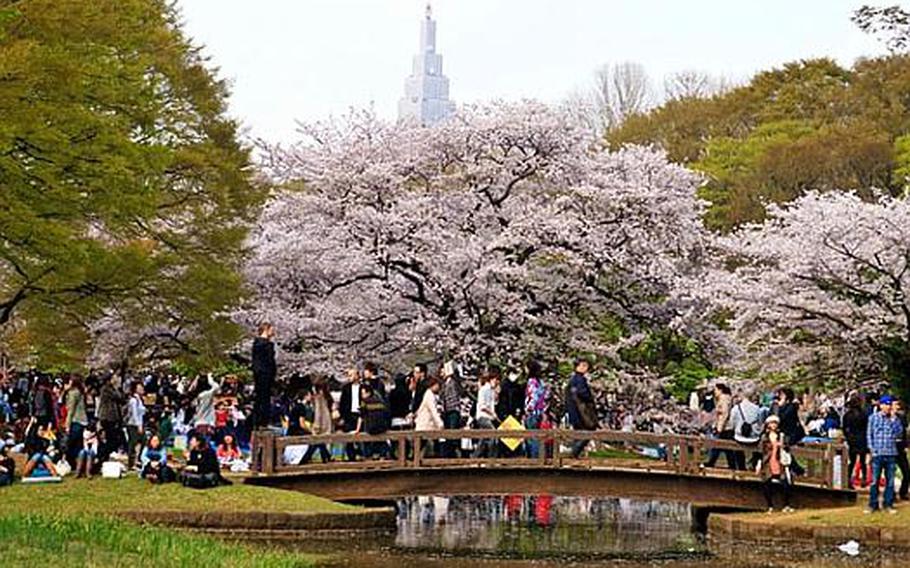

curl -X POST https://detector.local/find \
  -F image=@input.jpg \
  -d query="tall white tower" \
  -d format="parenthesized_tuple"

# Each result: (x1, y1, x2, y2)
(398, 3, 455, 126)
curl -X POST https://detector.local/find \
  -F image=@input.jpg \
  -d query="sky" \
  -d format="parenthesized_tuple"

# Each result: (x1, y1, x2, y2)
(177, 0, 887, 144)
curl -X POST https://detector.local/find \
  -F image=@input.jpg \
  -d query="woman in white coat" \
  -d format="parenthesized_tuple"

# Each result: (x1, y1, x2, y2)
(414, 377, 443, 457)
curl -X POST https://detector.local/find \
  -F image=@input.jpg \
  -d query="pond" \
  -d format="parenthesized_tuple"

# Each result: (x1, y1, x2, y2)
(258, 495, 910, 568)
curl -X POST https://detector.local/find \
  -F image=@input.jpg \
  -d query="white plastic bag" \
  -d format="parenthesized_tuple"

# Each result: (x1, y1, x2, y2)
(101, 461, 124, 479)
(54, 459, 72, 477)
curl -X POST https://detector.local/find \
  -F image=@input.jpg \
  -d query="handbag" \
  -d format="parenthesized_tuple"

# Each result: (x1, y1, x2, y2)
(737, 405, 753, 438)
(54, 459, 72, 477)
(780, 449, 793, 467)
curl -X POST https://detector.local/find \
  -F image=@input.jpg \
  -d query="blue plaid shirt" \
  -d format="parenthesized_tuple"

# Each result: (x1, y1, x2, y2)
(867, 411, 903, 457)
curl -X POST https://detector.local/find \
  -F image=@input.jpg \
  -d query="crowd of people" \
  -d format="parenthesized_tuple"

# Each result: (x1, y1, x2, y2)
(689, 383, 910, 513)
(1, 322, 908, 516)
(0, 367, 244, 487)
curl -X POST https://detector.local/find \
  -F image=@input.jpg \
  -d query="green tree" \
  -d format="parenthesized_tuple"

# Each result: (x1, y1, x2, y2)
(0, 0, 266, 369)
(609, 57, 910, 231)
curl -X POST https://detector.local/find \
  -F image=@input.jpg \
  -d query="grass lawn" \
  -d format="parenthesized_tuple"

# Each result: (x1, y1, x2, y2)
(1, 475, 355, 517)
(730, 499, 910, 529)
(0, 514, 313, 568)
(0, 476, 358, 567)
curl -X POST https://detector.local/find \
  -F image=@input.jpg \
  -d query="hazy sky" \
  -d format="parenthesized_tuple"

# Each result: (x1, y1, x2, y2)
(177, 0, 886, 144)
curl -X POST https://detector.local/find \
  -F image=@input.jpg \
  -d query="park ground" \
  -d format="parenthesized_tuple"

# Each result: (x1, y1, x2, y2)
(0, 477, 361, 567)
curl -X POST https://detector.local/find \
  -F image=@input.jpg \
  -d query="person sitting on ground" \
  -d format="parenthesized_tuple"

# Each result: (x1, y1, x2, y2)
(140, 434, 174, 484)
(181, 434, 231, 489)
(756, 414, 794, 514)
(75, 423, 99, 479)
(0, 441, 14, 486)
(216, 434, 242, 468)
(22, 420, 58, 478)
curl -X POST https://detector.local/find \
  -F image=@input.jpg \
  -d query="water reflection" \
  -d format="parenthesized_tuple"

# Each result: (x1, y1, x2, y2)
(395, 495, 698, 557)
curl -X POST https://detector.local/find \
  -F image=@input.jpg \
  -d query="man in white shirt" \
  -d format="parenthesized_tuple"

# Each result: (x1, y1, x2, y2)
(472, 370, 500, 458)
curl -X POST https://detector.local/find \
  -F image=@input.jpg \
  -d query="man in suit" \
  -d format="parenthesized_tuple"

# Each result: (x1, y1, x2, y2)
(339, 368, 362, 461)
(251, 323, 276, 430)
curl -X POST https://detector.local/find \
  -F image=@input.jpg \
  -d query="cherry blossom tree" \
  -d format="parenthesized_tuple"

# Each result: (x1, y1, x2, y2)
(700, 191, 910, 391)
(240, 102, 709, 371)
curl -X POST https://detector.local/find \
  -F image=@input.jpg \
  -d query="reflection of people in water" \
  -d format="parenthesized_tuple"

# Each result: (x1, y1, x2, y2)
(394, 494, 694, 557)
(504, 494, 523, 523)
(534, 494, 554, 527)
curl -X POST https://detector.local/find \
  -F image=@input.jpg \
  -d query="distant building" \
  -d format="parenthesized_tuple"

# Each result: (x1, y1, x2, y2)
(398, 3, 456, 126)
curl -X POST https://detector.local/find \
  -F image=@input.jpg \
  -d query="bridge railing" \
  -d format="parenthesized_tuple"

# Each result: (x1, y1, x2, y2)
(251, 428, 849, 490)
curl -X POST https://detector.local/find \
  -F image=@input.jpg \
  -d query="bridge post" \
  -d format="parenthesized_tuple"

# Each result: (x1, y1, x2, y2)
(840, 444, 850, 489)
(413, 434, 422, 468)
(537, 430, 547, 466)
(677, 436, 688, 473)
(251, 430, 276, 475)
(397, 436, 407, 468)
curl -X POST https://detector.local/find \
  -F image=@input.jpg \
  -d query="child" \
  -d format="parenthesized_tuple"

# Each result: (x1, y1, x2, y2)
(216, 434, 242, 468)
(76, 424, 99, 479)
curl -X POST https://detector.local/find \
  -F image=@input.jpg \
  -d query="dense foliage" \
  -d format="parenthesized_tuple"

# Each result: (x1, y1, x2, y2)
(697, 191, 910, 397)
(609, 56, 910, 231)
(0, 0, 265, 369)
(242, 103, 711, 371)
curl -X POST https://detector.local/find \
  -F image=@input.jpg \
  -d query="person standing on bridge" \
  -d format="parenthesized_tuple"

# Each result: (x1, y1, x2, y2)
(865, 394, 902, 514)
(703, 383, 737, 470)
(524, 360, 549, 459)
(415, 377, 444, 458)
(340, 368, 362, 462)
(251, 323, 277, 430)
(473, 369, 500, 458)
(566, 358, 597, 459)
(440, 364, 463, 458)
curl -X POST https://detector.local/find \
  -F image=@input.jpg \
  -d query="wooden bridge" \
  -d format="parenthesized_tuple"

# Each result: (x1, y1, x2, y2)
(247, 429, 856, 511)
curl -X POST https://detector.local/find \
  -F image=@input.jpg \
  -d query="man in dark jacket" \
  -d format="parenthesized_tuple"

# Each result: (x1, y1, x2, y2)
(251, 323, 276, 430)
(893, 399, 909, 500)
(96, 373, 123, 462)
(566, 359, 597, 458)
(843, 395, 869, 489)
(409, 363, 429, 415)
(339, 368, 362, 461)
